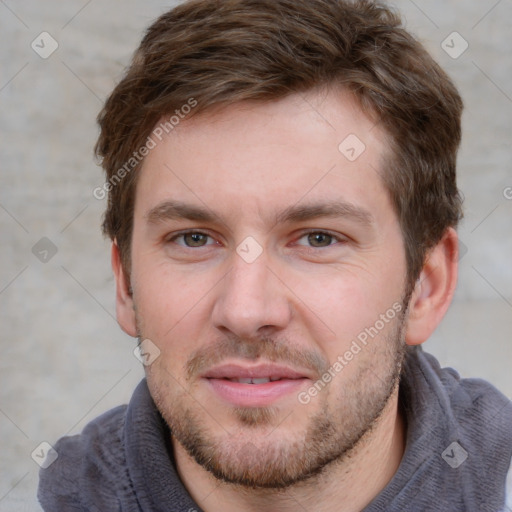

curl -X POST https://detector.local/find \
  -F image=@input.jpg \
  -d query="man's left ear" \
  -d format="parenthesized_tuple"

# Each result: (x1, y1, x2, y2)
(405, 227, 459, 346)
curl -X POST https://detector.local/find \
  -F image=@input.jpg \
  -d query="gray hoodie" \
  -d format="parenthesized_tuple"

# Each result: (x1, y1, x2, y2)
(38, 346, 512, 511)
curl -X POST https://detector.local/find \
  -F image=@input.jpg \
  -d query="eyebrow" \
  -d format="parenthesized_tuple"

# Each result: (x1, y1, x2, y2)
(274, 201, 374, 226)
(145, 199, 374, 227)
(146, 201, 221, 224)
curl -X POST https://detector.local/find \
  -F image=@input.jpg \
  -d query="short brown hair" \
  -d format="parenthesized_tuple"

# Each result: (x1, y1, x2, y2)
(95, 0, 463, 290)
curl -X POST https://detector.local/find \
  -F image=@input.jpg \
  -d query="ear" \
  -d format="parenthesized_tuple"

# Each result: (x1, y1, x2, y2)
(405, 227, 459, 346)
(111, 241, 137, 337)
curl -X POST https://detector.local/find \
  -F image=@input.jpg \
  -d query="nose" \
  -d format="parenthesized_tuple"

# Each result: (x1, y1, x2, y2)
(211, 250, 292, 339)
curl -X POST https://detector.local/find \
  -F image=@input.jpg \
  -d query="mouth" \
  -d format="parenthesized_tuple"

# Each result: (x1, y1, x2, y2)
(202, 363, 311, 407)
(224, 376, 284, 384)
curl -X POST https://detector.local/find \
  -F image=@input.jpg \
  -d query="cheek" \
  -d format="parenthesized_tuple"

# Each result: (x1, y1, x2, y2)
(133, 263, 212, 354)
(290, 267, 402, 350)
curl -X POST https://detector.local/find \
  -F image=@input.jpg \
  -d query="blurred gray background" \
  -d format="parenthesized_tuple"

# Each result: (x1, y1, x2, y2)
(1, 0, 511, 510)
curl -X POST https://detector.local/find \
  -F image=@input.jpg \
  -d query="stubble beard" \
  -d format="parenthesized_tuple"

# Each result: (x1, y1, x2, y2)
(142, 311, 407, 490)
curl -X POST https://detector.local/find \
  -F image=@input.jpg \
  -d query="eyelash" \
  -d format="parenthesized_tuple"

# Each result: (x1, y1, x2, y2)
(167, 230, 344, 249)
(294, 230, 344, 248)
(167, 230, 218, 247)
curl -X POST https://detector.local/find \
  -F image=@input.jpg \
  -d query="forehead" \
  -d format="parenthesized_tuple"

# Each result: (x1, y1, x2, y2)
(133, 88, 392, 226)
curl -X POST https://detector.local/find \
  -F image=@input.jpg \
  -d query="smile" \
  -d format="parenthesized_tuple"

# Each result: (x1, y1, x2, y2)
(202, 363, 311, 407)
(226, 377, 283, 384)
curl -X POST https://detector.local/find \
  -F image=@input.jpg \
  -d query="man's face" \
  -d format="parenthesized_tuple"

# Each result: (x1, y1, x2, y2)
(127, 89, 409, 488)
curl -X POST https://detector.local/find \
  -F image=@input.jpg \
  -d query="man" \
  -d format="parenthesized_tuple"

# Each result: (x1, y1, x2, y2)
(38, 0, 512, 510)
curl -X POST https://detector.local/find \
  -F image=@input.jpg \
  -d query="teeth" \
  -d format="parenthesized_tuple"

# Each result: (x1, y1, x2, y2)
(252, 377, 270, 384)
(229, 377, 278, 384)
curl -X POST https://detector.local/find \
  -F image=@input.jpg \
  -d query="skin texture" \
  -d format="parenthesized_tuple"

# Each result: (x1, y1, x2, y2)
(112, 88, 459, 512)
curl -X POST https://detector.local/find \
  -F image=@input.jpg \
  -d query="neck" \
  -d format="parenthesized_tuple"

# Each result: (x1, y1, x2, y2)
(173, 392, 405, 512)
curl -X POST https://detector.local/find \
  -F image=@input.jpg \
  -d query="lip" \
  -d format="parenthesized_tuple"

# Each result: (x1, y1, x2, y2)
(202, 362, 311, 407)
(203, 363, 310, 380)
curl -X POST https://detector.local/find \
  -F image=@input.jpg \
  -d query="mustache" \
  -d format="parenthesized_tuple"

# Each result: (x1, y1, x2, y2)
(186, 334, 330, 381)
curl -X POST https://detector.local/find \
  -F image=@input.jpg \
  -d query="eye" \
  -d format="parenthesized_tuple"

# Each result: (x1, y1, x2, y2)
(170, 231, 216, 247)
(296, 231, 339, 248)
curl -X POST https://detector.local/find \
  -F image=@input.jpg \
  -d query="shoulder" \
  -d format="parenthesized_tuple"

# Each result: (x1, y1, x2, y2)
(422, 350, 512, 435)
(415, 348, 512, 506)
(413, 348, 511, 425)
(38, 405, 128, 511)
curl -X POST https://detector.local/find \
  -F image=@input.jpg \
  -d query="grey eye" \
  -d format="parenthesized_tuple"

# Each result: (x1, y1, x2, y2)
(183, 233, 209, 247)
(307, 232, 333, 247)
